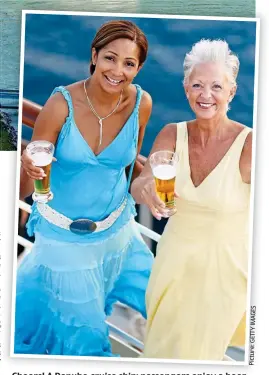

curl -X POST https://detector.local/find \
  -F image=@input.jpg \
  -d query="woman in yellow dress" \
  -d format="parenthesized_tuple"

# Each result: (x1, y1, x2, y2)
(131, 39, 252, 360)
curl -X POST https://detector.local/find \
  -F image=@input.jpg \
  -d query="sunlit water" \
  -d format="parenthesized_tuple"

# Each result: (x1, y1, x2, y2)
(2, 0, 255, 90)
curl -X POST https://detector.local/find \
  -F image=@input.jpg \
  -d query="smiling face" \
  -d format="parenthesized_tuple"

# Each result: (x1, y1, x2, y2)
(185, 62, 236, 121)
(91, 38, 141, 93)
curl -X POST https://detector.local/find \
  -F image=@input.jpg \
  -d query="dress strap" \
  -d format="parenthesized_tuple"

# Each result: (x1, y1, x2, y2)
(125, 85, 143, 192)
(228, 127, 252, 161)
(132, 84, 143, 146)
(235, 127, 252, 148)
(176, 121, 188, 153)
(51, 86, 74, 120)
(133, 84, 143, 114)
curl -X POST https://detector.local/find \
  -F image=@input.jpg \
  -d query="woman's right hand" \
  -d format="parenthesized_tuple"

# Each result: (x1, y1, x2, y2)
(132, 176, 168, 220)
(21, 149, 46, 180)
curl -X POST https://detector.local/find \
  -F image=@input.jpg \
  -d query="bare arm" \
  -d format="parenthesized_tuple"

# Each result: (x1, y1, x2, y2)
(20, 93, 68, 199)
(125, 90, 152, 180)
(131, 123, 177, 218)
(129, 90, 153, 180)
(240, 131, 252, 184)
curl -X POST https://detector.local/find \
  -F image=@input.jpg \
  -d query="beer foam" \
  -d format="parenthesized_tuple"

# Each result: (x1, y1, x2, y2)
(31, 151, 52, 167)
(153, 164, 176, 180)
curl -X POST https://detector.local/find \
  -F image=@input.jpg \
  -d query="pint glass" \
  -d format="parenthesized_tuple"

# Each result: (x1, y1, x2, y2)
(26, 140, 54, 203)
(149, 150, 179, 217)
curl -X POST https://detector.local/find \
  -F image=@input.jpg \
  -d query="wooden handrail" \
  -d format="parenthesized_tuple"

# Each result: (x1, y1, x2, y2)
(22, 98, 146, 166)
(22, 99, 43, 128)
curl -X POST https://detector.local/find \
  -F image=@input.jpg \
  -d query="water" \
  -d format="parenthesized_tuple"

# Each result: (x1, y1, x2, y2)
(138, 0, 255, 17)
(0, 90, 19, 121)
(1, 0, 255, 91)
(21, 14, 257, 157)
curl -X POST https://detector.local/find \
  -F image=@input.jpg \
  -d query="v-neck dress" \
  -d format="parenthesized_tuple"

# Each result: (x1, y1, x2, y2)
(143, 121, 251, 360)
(14, 85, 153, 356)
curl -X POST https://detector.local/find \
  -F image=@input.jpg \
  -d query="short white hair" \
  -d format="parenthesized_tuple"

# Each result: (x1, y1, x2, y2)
(183, 39, 239, 86)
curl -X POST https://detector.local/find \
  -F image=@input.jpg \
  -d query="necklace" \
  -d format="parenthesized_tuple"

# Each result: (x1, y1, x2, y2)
(83, 79, 123, 146)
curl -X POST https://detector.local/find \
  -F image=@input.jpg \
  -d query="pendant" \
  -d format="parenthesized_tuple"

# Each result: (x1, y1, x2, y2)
(99, 119, 103, 146)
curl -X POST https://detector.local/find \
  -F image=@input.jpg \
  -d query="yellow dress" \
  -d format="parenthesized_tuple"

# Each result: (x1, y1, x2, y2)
(144, 121, 251, 360)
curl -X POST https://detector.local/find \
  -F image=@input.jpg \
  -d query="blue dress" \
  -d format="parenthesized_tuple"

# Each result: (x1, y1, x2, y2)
(14, 84, 153, 356)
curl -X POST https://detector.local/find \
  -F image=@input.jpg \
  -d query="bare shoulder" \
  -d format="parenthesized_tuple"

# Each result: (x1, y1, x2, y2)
(241, 127, 252, 161)
(140, 89, 152, 112)
(32, 90, 69, 141)
(152, 123, 177, 152)
(138, 88, 153, 128)
(66, 81, 83, 96)
(243, 128, 253, 149)
(233, 121, 252, 150)
(140, 89, 153, 110)
(159, 123, 177, 137)
(230, 120, 249, 135)
(41, 90, 69, 119)
(238, 123, 253, 183)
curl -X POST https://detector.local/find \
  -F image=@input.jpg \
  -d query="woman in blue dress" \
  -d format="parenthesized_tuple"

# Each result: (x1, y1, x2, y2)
(16, 20, 153, 356)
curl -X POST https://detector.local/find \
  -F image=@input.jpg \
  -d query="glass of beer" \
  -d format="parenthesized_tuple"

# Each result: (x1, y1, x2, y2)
(149, 150, 179, 217)
(26, 140, 54, 203)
